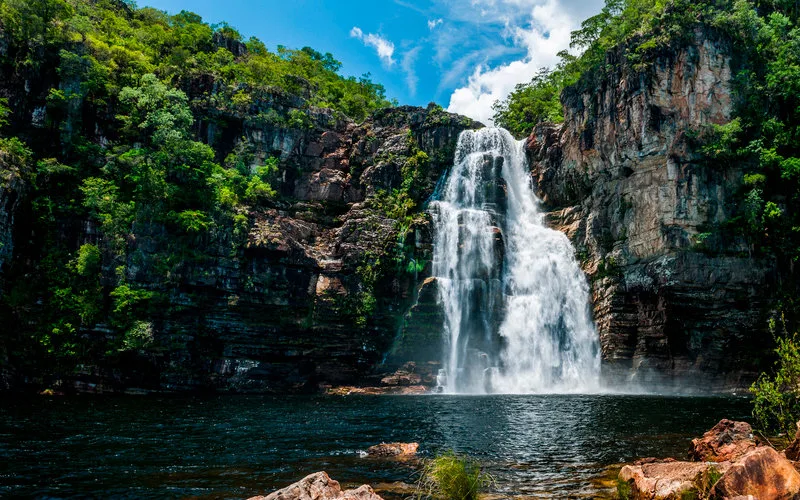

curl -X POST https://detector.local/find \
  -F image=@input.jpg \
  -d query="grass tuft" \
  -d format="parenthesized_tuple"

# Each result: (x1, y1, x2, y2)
(416, 451, 493, 500)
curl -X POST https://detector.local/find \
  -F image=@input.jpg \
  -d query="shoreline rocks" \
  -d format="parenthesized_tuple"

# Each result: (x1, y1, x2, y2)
(248, 472, 383, 500)
(712, 447, 800, 500)
(619, 459, 728, 499)
(619, 419, 800, 500)
(365, 442, 419, 458)
(324, 385, 427, 395)
(688, 419, 757, 463)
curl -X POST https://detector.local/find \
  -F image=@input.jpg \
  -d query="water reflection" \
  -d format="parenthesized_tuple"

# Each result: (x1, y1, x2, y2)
(0, 394, 751, 498)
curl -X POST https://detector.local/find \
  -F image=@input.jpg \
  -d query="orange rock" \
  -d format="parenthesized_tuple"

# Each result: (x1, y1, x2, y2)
(249, 471, 383, 500)
(366, 442, 419, 457)
(619, 460, 729, 499)
(325, 385, 427, 395)
(689, 419, 756, 463)
(713, 446, 800, 500)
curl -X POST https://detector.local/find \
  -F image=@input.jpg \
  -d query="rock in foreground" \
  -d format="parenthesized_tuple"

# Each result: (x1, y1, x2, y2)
(619, 420, 800, 500)
(249, 472, 383, 500)
(688, 419, 756, 462)
(366, 442, 419, 457)
(619, 459, 728, 499)
(712, 446, 800, 500)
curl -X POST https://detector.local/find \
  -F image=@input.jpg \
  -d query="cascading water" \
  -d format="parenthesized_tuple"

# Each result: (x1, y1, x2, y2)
(431, 127, 600, 394)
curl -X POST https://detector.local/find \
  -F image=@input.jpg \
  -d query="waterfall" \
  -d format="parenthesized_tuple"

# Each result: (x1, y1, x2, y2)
(431, 128, 600, 394)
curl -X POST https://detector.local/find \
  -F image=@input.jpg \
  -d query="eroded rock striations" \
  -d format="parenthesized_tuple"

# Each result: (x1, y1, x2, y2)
(527, 28, 776, 390)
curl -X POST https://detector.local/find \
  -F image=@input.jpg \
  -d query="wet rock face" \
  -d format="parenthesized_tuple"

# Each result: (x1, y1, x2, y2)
(528, 29, 775, 390)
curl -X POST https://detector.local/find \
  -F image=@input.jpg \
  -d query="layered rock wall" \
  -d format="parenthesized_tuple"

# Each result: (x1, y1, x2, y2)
(528, 29, 775, 389)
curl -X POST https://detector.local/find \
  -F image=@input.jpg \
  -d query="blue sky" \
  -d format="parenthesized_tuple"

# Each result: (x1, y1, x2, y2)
(140, 0, 604, 123)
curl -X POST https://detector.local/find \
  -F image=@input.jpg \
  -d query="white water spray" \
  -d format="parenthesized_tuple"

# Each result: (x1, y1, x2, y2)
(431, 128, 600, 394)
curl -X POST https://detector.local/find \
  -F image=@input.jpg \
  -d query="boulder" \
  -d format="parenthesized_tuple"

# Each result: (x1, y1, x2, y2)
(366, 442, 419, 457)
(689, 419, 756, 462)
(249, 471, 383, 500)
(713, 446, 800, 500)
(619, 460, 728, 499)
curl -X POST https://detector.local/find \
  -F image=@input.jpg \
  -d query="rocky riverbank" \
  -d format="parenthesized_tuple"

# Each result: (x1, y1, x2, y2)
(618, 419, 800, 499)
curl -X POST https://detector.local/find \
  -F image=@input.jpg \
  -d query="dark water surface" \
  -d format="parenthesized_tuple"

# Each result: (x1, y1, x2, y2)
(0, 394, 751, 498)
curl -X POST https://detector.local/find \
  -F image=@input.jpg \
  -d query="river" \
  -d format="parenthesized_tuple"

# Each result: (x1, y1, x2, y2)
(0, 393, 751, 498)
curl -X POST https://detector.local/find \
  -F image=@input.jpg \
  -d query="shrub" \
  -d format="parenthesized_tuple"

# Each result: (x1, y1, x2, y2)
(616, 479, 632, 500)
(122, 321, 154, 350)
(751, 332, 800, 436)
(416, 452, 493, 500)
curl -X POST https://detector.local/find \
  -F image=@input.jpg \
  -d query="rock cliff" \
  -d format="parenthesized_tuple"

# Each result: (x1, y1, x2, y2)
(527, 28, 775, 390)
(0, 19, 782, 393)
(0, 81, 478, 391)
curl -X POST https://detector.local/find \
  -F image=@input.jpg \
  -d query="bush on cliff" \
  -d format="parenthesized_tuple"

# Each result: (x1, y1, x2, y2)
(0, 0, 393, 366)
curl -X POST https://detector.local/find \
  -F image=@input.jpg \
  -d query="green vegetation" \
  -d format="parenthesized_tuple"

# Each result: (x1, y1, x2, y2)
(0, 0, 393, 368)
(615, 478, 632, 500)
(497, 0, 800, 332)
(416, 452, 493, 500)
(495, 0, 711, 137)
(751, 327, 800, 436)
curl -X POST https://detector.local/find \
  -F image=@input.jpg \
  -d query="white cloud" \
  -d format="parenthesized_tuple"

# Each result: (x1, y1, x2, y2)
(350, 27, 396, 67)
(402, 47, 422, 97)
(444, 0, 603, 125)
(428, 18, 443, 30)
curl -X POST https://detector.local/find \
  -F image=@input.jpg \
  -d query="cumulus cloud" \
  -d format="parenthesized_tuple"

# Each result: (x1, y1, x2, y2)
(350, 27, 396, 66)
(428, 18, 443, 30)
(444, 0, 603, 124)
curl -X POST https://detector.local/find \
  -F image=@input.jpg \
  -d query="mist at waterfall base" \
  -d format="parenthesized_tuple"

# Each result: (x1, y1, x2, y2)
(431, 128, 601, 394)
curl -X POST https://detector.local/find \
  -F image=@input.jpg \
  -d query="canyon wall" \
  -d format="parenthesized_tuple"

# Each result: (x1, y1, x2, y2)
(527, 29, 775, 390)
(0, 83, 478, 391)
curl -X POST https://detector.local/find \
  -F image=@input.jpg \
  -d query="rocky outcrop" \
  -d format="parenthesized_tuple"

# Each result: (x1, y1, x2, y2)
(713, 447, 800, 500)
(528, 28, 775, 389)
(108, 104, 477, 393)
(619, 421, 800, 500)
(0, 61, 479, 392)
(619, 458, 727, 499)
(365, 442, 419, 457)
(689, 419, 756, 463)
(249, 472, 383, 500)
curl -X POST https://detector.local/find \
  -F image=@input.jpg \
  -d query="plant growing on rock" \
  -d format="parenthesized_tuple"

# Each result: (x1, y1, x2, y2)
(415, 452, 493, 500)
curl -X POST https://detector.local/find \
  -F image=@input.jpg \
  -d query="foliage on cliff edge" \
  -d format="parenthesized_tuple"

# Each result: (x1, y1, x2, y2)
(496, 0, 800, 330)
(0, 0, 393, 369)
